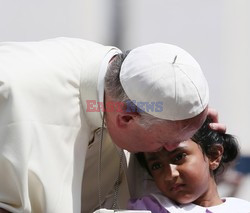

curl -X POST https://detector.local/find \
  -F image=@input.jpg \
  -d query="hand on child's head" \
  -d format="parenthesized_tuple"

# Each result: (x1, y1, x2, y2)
(207, 108, 226, 133)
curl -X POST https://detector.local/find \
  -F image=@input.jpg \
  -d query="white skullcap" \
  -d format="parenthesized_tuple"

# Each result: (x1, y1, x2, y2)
(120, 43, 209, 120)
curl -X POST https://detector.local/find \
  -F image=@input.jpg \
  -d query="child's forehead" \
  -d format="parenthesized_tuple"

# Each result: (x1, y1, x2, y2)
(144, 139, 198, 160)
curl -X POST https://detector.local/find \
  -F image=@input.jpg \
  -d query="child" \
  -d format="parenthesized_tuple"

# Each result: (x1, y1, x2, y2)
(128, 117, 250, 212)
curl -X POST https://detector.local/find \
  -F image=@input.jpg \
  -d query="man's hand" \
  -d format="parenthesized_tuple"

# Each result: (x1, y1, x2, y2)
(208, 108, 226, 133)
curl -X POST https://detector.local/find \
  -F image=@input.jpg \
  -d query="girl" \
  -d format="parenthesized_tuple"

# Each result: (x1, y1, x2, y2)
(128, 117, 250, 212)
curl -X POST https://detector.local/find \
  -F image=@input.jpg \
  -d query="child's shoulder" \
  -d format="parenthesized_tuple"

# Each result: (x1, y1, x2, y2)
(205, 197, 250, 212)
(128, 194, 250, 213)
(223, 197, 250, 207)
(128, 194, 168, 212)
(128, 192, 182, 213)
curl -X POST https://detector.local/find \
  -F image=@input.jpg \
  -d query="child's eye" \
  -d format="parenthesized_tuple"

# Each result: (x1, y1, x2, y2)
(150, 162, 163, 171)
(173, 153, 187, 163)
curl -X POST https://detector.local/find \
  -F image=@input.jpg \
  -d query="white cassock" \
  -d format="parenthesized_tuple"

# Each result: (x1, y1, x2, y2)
(0, 37, 130, 213)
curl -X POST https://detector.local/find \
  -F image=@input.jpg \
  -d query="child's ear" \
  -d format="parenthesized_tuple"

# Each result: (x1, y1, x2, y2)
(209, 144, 224, 171)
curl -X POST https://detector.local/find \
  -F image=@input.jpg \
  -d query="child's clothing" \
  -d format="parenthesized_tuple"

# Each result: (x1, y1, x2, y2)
(128, 192, 250, 213)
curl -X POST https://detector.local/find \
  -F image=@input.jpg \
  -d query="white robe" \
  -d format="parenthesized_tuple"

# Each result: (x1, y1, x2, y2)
(0, 37, 129, 213)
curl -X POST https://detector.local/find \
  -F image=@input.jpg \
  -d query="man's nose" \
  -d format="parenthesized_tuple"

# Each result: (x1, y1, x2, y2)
(163, 142, 180, 152)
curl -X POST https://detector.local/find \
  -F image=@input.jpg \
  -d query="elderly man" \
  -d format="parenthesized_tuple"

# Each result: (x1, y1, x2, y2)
(0, 38, 223, 213)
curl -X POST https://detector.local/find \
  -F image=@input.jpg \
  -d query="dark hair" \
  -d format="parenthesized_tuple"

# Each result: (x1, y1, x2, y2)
(136, 116, 240, 177)
(191, 117, 239, 176)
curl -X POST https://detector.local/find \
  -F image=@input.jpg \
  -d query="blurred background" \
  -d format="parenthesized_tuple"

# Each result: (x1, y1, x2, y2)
(1, 0, 249, 200)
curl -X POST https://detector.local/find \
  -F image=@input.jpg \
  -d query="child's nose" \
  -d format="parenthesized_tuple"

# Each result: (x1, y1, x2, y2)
(164, 164, 179, 180)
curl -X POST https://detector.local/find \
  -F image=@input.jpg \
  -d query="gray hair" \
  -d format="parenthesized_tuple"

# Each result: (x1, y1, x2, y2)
(104, 52, 165, 128)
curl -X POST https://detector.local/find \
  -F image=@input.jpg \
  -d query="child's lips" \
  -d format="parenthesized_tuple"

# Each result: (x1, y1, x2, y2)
(170, 183, 185, 192)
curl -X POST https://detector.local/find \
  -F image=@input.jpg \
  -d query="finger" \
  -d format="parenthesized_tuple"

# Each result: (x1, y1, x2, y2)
(209, 123, 227, 133)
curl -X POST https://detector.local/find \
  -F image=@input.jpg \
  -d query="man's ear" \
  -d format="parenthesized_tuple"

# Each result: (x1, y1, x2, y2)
(209, 144, 224, 171)
(116, 112, 140, 128)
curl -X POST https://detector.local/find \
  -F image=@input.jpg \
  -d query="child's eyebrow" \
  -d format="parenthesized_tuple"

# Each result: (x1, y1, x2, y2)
(146, 144, 189, 162)
(168, 146, 187, 155)
(146, 154, 159, 162)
